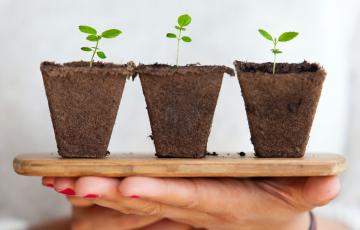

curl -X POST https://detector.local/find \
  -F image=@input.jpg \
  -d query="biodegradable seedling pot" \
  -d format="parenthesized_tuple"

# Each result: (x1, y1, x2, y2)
(137, 64, 234, 158)
(41, 61, 135, 158)
(234, 61, 326, 158)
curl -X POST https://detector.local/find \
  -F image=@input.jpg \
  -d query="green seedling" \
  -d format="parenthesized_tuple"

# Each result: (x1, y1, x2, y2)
(258, 29, 299, 74)
(166, 14, 192, 66)
(79, 25, 122, 67)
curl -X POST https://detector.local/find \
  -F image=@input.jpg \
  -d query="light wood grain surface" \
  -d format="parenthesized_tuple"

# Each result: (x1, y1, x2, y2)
(13, 153, 346, 177)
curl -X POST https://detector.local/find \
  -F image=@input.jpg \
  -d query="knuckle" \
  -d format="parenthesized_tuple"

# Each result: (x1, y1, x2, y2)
(184, 197, 200, 209)
(120, 207, 134, 215)
(139, 203, 162, 216)
(183, 179, 201, 209)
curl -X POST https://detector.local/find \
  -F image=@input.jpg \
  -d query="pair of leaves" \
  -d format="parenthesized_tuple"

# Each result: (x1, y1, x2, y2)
(80, 47, 106, 59)
(166, 33, 192, 42)
(175, 26, 186, 31)
(79, 25, 122, 40)
(166, 14, 192, 42)
(259, 29, 299, 42)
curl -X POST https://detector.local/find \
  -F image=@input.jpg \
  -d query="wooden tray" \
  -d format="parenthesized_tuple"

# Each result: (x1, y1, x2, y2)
(13, 153, 346, 177)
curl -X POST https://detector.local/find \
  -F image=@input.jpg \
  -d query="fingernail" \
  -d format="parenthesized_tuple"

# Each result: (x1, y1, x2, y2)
(44, 183, 54, 188)
(83, 194, 100, 199)
(58, 188, 76, 196)
(129, 195, 141, 199)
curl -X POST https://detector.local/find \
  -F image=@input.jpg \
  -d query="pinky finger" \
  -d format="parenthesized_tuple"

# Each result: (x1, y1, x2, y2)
(42, 177, 55, 188)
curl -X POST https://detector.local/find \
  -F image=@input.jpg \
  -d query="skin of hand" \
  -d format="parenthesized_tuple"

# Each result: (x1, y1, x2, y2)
(42, 176, 341, 230)
(71, 205, 193, 230)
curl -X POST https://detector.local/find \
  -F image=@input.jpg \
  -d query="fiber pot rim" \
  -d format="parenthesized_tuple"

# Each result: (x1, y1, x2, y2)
(234, 60, 326, 77)
(41, 61, 136, 77)
(136, 63, 235, 77)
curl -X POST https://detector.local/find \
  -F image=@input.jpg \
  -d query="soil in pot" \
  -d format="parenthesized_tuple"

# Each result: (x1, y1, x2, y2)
(137, 64, 234, 158)
(234, 61, 326, 158)
(41, 61, 135, 158)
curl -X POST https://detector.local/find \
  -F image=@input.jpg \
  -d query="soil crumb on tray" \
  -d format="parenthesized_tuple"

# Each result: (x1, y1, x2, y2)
(207, 152, 218, 156)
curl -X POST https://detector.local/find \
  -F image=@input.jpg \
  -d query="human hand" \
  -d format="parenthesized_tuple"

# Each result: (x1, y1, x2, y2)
(43, 176, 340, 230)
(71, 205, 194, 230)
(43, 177, 195, 230)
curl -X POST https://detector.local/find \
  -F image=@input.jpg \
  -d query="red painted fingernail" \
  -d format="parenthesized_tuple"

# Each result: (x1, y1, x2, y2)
(44, 183, 54, 188)
(83, 194, 99, 199)
(130, 195, 141, 199)
(58, 188, 76, 196)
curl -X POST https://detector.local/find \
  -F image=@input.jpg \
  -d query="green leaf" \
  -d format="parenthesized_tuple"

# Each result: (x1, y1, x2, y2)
(87, 35, 100, 41)
(79, 25, 97, 35)
(101, 29, 122, 38)
(258, 29, 273, 41)
(178, 14, 192, 27)
(97, 51, 106, 59)
(278, 32, 299, 42)
(271, 48, 282, 54)
(181, 36, 192, 42)
(166, 33, 177, 38)
(81, 47, 92, 52)
(175, 26, 186, 31)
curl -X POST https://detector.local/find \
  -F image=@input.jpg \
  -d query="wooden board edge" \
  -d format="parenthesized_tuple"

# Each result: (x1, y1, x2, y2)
(13, 154, 347, 177)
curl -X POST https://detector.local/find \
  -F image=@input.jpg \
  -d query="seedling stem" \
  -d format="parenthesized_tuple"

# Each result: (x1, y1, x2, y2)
(176, 28, 182, 66)
(90, 39, 99, 68)
(166, 14, 192, 66)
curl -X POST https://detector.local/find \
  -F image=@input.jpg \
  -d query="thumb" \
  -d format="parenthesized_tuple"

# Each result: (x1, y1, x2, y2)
(302, 176, 341, 207)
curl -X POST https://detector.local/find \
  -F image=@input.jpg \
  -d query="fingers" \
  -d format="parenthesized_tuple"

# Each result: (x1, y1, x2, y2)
(42, 177, 93, 207)
(71, 177, 143, 214)
(51, 176, 120, 198)
(118, 176, 342, 217)
(54, 177, 77, 195)
(118, 177, 241, 214)
(75, 176, 120, 199)
(302, 176, 341, 207)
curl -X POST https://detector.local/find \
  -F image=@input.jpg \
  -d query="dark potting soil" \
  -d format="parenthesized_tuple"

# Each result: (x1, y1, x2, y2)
(236, 61, 320, 74)
(137, 64, 234, 158)
(234, 61, 326, 158)
(41, 61, 136, 158)
(136, 63, 235, 77)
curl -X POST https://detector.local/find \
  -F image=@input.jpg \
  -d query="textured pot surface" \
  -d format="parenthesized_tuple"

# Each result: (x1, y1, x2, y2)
(234, 61, 326, 158)
(41, 61, 135, 158)
(138, 64, 234, 158)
